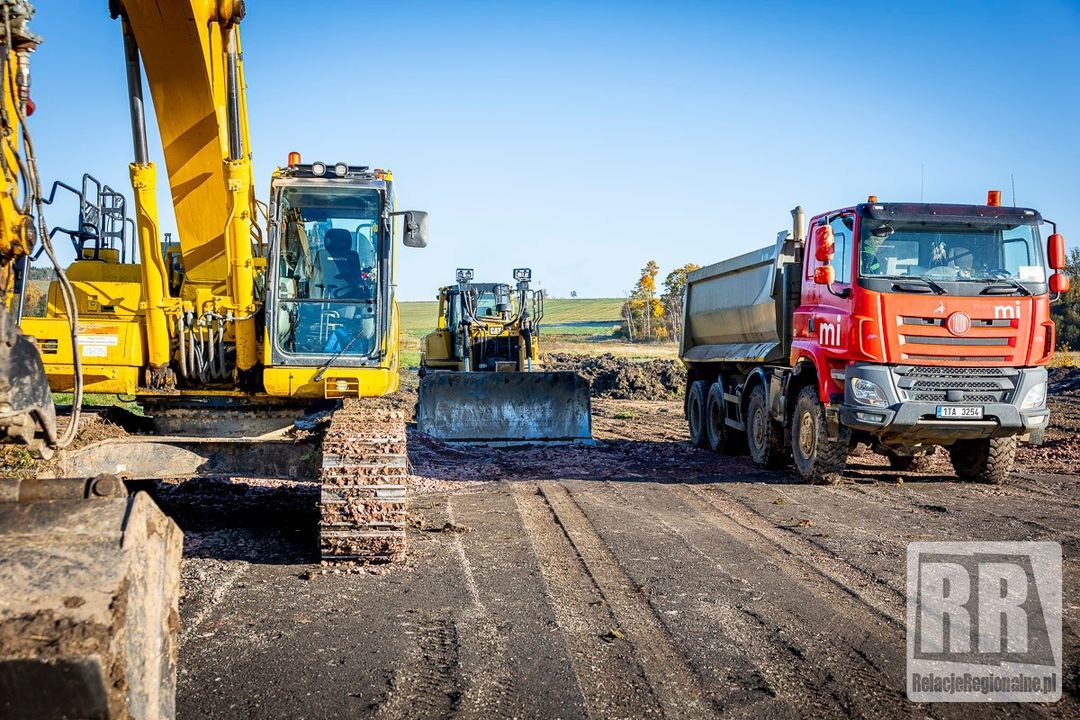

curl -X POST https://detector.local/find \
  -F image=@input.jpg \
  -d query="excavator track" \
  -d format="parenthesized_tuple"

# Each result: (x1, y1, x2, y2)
(319, 402, 409, 562)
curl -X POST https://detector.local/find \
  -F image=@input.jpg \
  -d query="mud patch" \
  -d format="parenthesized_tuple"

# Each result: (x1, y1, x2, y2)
(544, 353, 685, 400)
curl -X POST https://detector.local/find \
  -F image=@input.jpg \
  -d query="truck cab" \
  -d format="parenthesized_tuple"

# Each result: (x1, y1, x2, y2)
(680, 194, 1069, 484)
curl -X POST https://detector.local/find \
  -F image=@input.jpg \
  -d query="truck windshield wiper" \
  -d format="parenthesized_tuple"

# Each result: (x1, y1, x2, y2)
(979, 276, 1031, 296)
(888, 275, 947, 295)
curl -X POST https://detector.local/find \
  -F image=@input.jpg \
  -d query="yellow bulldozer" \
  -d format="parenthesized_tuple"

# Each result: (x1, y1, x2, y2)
(417, 268, 592, 444)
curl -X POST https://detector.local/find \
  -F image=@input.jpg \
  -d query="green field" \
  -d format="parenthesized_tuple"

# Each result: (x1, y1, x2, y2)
(398, 297, 624, 339)
(398, 296, 675, 364)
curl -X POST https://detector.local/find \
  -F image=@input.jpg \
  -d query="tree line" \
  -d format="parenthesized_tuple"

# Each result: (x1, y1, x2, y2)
(620, 261, 700, 343)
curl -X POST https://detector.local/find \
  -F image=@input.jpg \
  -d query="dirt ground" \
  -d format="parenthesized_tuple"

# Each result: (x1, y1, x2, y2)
(148, 364, 1080, 719)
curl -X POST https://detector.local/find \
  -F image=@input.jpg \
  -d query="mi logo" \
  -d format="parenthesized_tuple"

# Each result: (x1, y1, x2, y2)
(994, 301, 1023, 320)
(819, 315, 842, 348)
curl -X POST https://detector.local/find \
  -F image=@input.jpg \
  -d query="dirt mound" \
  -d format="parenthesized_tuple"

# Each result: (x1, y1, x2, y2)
(544, 352, 685, 400)
(1048, 366, 1080, 395)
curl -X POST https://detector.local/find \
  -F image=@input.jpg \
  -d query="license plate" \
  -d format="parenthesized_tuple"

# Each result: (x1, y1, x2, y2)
(936, 405, 984, 419)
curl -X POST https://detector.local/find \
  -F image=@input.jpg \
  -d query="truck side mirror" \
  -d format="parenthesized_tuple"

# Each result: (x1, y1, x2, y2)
(814, 265, 835, 285)
(1048, 233, 1066, 270)
(1050, 272, 1070, 294)
(814, 225, 835, 262)
(401, 211, 429, 248)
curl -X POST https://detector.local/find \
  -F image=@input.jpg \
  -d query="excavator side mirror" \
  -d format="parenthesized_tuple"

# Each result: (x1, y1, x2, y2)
(814, 225, 835, 263)
(400, 211, 429, 248)
(1047, 233, 1066, 270)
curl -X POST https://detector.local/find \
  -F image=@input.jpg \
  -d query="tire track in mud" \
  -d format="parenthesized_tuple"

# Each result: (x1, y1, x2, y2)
(519, 481, 716, 718)
(684, 484, 907, 627)
(375, 616, 462, 720)
(591, 482, 915, 719)
(443, 495, 513, 720)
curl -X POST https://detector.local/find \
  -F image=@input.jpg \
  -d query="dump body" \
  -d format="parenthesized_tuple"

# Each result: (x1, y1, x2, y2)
(681, 234, 797, 365)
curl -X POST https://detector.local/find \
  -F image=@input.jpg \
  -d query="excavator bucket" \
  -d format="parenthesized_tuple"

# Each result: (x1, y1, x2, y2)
(417, 371, 593, 444)
(0, 492, 182, 720)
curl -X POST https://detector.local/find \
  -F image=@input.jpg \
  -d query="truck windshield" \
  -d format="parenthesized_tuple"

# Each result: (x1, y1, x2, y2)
(275, 185, 381, 356)
(858, 220, 1045, 285)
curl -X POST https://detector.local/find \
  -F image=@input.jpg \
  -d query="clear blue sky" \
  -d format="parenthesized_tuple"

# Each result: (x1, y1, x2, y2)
(28, 0, 1080, 300)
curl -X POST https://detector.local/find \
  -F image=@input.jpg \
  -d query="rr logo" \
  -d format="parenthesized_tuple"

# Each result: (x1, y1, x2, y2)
(907, 542, 1062, 702)
(818, 315, 842, 347)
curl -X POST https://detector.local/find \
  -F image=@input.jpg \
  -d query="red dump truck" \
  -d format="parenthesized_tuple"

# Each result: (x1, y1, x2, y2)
(680, 193, 1070, 484)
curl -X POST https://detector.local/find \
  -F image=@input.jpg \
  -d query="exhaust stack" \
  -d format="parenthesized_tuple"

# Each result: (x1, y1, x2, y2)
(790, 206, 805, 245)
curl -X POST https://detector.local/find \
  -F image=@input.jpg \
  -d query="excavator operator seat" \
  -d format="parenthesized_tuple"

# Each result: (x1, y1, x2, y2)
(317, 228, 364, 300)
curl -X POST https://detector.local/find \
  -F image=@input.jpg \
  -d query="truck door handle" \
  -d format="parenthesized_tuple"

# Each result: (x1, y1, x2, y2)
(808, 317, 815, 332)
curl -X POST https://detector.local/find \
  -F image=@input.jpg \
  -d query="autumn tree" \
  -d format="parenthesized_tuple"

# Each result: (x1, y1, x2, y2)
(660, 263, 700, 339)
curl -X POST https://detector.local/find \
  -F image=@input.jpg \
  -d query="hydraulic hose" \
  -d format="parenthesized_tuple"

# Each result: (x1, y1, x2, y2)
(3, 9, 82, 447)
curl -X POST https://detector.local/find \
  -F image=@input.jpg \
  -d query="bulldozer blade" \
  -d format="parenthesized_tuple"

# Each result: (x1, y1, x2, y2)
(0, 493, 182, 720)
(417, 371, 593, 444)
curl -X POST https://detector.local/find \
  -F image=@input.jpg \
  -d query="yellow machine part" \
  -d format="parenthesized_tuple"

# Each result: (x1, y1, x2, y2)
(119, 0, 252, 291)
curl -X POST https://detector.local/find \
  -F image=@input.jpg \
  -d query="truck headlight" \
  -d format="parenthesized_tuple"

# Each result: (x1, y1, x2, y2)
(1021, 382, 1047, 410)
(851, 378, 887, 407)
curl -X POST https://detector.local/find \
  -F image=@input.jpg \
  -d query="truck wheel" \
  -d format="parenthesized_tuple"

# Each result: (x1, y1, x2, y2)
(706, 382, 742, 453)
(791, 385, 849, 485)
(948, 437, 1017, 484)
(747, 385, 784, 468)
(687, 380, 709, 449)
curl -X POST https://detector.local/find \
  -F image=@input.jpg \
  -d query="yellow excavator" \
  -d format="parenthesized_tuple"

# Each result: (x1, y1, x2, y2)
(417, 268, 592, 444)
(0, 2, 181, 719)
(3, 1, 427, 715)
(21, 0, 427, 560)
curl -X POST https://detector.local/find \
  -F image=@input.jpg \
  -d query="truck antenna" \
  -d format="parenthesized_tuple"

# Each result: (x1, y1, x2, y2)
(1011, 173, 1017, 206)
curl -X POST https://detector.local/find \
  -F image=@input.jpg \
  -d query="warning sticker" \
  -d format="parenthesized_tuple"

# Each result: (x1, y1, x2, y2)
(76, 334, 119, 347)
(81, 345, 108, 358)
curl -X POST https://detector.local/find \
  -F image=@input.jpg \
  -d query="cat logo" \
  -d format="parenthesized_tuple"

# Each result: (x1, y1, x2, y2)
(819, 315, 842, 347)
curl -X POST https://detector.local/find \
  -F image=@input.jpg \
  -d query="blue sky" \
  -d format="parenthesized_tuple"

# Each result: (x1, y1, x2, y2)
(29, 0, 1080, 300)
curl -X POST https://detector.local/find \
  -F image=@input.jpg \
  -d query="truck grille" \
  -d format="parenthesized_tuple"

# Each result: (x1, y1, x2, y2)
(893, 365, 1018, 404)
(898, 316, 1018, 362)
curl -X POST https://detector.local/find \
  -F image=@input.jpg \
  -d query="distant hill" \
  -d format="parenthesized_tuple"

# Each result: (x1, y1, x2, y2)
(398, 297, 623, 339)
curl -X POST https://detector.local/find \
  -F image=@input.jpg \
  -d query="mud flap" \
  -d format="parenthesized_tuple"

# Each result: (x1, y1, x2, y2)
(417, 371, 593, 444)
(0, 493, 183, 719)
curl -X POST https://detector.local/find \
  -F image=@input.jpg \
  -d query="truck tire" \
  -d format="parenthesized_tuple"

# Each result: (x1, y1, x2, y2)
(791, 385, 849, 485)
(706, 382, 742, 454)
(687, 380, 709, 449)
(747, 384, 784, 468)
(948, 437, 1017, 484)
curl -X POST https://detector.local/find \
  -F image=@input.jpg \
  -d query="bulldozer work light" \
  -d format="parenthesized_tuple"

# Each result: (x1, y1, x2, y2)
(311, 161, 326, 176)
(334, 162, 348, 177)
(456, 268, 474, 283)
(513, 268, 532, 281)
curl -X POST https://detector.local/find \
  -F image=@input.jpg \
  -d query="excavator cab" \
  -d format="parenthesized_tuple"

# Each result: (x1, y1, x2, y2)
(263, 161, 427, 399)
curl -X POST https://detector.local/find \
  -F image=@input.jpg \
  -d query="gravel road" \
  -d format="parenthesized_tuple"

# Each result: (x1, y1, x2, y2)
(163, 389, 1079, 719)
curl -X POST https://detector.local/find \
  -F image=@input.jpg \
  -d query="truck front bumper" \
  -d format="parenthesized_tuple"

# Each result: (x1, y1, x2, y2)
(838, 364, 1049, 444)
